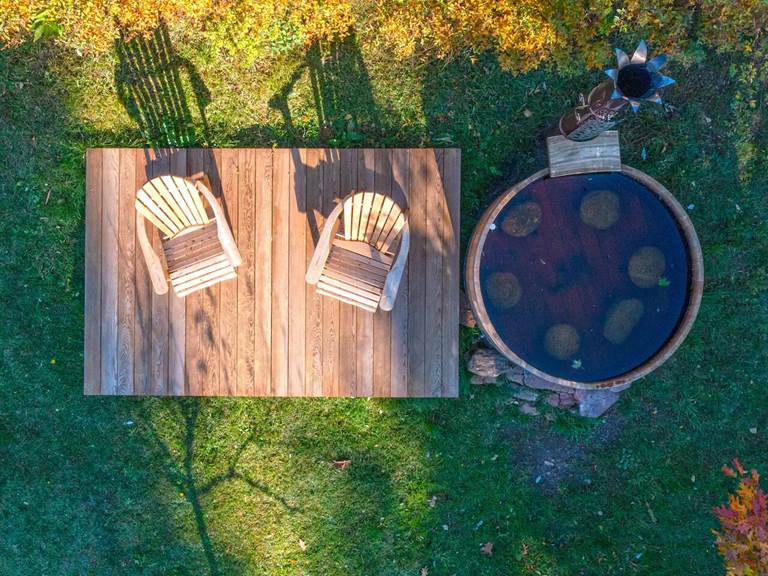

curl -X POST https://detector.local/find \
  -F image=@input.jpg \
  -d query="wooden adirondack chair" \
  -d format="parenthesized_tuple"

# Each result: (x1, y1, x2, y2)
(306, 191, 409, 313)
(135, 173, 242, 297)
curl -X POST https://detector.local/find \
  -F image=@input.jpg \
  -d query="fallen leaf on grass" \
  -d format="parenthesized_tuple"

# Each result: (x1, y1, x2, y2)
(332, 459, 351, 470)
(480, 542, 494, 556)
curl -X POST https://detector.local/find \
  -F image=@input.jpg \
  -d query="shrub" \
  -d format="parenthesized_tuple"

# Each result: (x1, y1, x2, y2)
(0, 0, 765, 72)
(0, 0, 353, 56)
(713, 459, 768, 575)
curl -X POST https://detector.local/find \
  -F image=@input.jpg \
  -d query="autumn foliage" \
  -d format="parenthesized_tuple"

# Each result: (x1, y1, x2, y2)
(0, 0, 765, 72)
(713, 459, 768, 575)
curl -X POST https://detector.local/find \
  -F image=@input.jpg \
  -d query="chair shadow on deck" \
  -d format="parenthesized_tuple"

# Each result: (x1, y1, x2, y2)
(267, 36, 398, 247)
(115, 23, 225, 364)
(114, 20, 228, 380)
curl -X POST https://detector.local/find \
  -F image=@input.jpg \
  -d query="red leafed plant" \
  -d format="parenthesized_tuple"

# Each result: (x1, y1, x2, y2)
(713, 459, 768, 575)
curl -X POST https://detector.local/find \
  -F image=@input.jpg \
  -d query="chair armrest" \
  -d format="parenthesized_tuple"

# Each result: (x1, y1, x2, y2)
(379, 221, 410, 311)
(305, 200, 346, 285)
(195, 180, 242, 267)
(137, 213, 169, 295)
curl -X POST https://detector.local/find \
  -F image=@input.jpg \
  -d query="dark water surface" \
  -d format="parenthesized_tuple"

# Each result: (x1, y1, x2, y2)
(478, 172, 690, 382)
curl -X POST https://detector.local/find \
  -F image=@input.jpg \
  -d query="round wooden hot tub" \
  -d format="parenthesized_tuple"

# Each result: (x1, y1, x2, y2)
(466, 166, 703, 389)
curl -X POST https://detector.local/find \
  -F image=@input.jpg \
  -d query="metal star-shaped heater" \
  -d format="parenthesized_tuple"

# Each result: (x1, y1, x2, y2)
(605, 40, 675, 113)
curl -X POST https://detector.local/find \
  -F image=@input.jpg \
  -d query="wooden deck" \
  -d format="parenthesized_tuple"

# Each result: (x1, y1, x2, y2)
(84, 148, 460, 397)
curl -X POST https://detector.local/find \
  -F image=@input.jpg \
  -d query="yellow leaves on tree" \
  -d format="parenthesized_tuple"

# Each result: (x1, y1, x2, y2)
(0, 0, 765, 72)
(370, 0, 565, 72)
(0, 0, 354, 55)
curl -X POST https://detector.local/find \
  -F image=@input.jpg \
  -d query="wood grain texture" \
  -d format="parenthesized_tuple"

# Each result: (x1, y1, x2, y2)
(84, 148, 461, 397)
(237, 148, 256, 396)
(321, 149, 341, 396)
(100, 148, 120, 395)
(547, 131, 621, 177)
(425, 149, 444, 397)
(200, 150, 221, 396)
(271, 149, 290, 396)
(254, 149, 272, 396)
(355, 149, 375, 396)
(305, 148, 324, 396)
(219, 149, 239, 396)
(389, 149, 410, 397)
(288, 149, 307, 396)
(407, 148, 427, 397)
(168, 150, 187, 395)
(373, 149, 392, 397)
(337, 149, 358, 396)
(185, 149, 204, 395)
(84, 149, 102, 395)
(117, 148, 136, 395)
(441, 149, 461, 397)
(149, 151, 170, 395)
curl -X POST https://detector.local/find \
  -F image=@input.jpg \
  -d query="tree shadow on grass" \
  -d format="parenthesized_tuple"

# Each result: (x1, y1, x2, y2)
(141, 399, 299, 575)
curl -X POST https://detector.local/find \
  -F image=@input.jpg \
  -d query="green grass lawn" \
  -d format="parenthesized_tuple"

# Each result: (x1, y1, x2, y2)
(0, 27, 766, 575)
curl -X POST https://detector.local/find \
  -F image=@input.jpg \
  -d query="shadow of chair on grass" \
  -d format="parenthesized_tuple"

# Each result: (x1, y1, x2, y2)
(267, 36, 381, 148)
(115, 21, 211, 152)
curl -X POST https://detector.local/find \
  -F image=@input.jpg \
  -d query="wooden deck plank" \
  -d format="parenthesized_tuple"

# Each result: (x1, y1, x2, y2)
(321, 149, 341, 396)
(150, 151, 170, 395)
(271, 149, 290, 396)
(254, 149, 272, 396)
(425, 149, 444, 397)
(134, 150, 152, 395)
(117, 148, 136, 395)
(389, 149, 410, 397)
(168, 149, 187, 395)
(373, 149, 392, 397)
(237, 148, 256, 396)
(355, 149, 375, 396)
(288, 149, 307, 396)
(84, 149, 102, 395)
(85, 148, 459, 398)
(100, 148, 120, 395)
(338, 149, 358, 396)
(219, 149, 239, 396)
(200, 150, 222, 396)
(407, 149, 427, 397)
(441, 149, 461, 397)
(185, 149, 204, 395)
(305, 148, 324, 396)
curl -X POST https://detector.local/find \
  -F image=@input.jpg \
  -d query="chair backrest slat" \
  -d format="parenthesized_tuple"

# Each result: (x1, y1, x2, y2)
(159, 176, 196, 227)
(369, 197, 396, 247)
(145, 179, 186, 231)
(343, 195, 353, 241)
(379, 212, 407, 254)
(152, 177, 193, 228)
(363, 193, 385, 241)
(339, 191, 406, 253)
(182, 179, 210, 224)
(357, 191, 375, 240)
(136, 189, 179, 237)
